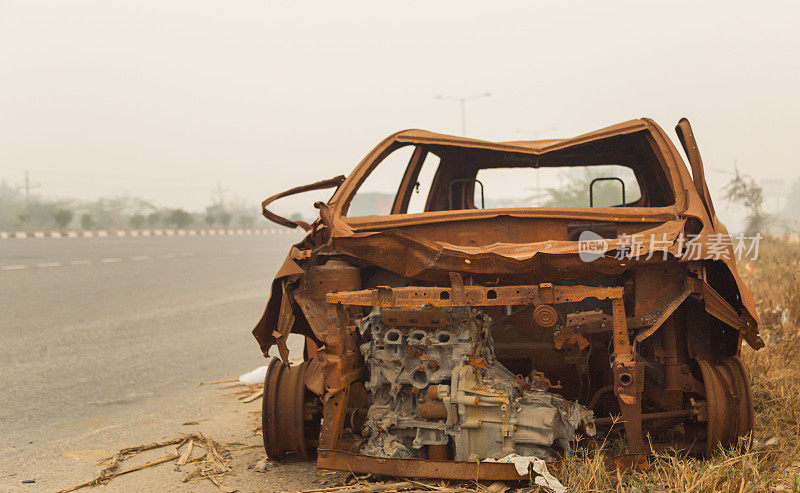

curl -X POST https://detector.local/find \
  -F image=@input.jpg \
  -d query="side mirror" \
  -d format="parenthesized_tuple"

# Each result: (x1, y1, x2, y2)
(261, 175, 345, 230)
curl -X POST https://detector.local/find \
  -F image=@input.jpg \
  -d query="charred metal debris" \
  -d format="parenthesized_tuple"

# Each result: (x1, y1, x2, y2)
(252, 118, 761, 481)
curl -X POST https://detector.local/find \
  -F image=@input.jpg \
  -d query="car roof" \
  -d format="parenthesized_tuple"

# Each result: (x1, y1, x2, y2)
(391, 119, 652, 154)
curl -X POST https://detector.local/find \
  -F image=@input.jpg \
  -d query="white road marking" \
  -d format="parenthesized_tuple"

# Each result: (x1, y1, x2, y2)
(70, 260, 92, 265)
(0, 227, 276, 240)
(37, 262, 62, 268)
(101, 258, 122, 263)
(160, 253, 176, 258)
(2, 265, 28, 270)
(131, 256, 149, 261)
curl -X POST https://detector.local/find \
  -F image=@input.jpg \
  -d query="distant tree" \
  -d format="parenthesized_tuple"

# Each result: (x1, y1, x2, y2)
(780, 178, 800, 233)
(289, 212, 305, 222)
(724, 168, 767, 235)
(17, 213, 30, 227)
(54, 208, 73, 229)
(783, 179, 798, 208)
(205, 204, 230, 227)
(0, 181, 24, 230)
(129, 214, 146, 229)
(80, 213, 94, 230)
(146, 212, 161, 228)
(218, 211, 232, 227)
(239, 215, 255, 228)
(166, 209, 193, 228)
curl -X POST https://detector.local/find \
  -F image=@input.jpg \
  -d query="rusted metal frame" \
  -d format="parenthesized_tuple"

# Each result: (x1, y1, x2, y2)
(324, 282, 649, 456)
(688, 267, 761, 348)
(611, 297, 646, 454)
(640, 121, 688, 213)
(391, 145, 427, 214)
(318, 387, 351, 451)
(655, 318, 701, 409)
(343, 206, 681, 229)
(316, 449, 648, 481)
(320, 304, 364, 393)
(335, 128, 534, 216)
(316, 304, 364, 453)
(274, 281, 297, 363)
(381, 307, 452, 327)
(326, 284, 625, 307)
(633, 287, 692, 346)
(688, 277, 747, 333)
(332, 120, 684, 222)
(261, 175, 345, 230)
(293, 287, 332, 342)
(675, 118, 716, 218)
(611, 298, 634, 363)
(594, 409, 693, 426)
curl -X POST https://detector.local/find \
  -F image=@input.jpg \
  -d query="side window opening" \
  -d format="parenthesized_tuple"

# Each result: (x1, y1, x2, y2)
(406, 152, 441, 214)
(348, 145, 415, 217)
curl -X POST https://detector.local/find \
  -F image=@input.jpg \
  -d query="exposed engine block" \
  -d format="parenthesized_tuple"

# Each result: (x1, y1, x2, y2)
(357, 305, 595, 462)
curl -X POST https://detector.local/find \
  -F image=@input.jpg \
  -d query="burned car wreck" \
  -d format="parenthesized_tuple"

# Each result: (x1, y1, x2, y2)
(253, 118, 762, 480)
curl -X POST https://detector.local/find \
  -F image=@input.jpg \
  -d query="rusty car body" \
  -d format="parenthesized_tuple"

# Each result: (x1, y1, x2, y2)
(253, 118, 761, 480)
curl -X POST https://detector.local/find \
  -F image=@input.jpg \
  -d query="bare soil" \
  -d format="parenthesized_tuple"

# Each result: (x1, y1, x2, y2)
(3, 385, 345, 493)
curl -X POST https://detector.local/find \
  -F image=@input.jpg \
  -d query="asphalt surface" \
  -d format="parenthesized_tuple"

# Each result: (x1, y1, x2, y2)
(0, 232, 303, 474)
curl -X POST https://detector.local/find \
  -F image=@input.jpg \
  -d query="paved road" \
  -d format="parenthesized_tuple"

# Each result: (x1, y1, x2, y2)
(0, 232, 302, 473)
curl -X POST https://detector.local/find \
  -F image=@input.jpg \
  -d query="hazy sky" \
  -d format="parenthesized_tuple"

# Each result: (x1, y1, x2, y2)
(2, 1, 799, 223)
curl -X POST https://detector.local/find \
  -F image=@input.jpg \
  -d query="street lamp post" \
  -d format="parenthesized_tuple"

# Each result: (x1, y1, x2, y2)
(435, 92, 491, 137)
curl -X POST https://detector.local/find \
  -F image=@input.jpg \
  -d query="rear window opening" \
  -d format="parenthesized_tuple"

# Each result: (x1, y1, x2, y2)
(344, 131, 675, 217)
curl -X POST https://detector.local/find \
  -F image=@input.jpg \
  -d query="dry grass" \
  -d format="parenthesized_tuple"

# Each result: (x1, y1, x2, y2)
(548, 237, 800, 492)
(58, 432, 237, 493)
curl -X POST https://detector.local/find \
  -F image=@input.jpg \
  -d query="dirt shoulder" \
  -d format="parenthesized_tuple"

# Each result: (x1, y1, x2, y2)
(1, 383, 344, 493)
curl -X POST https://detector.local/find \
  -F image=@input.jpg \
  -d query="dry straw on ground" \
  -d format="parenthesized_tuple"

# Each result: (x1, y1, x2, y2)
(58, 433, 236, 493)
